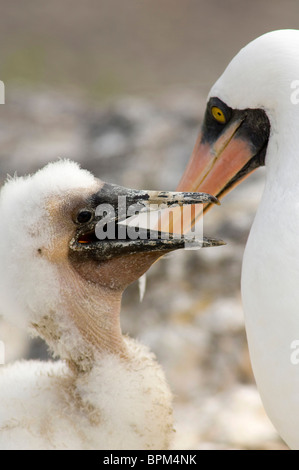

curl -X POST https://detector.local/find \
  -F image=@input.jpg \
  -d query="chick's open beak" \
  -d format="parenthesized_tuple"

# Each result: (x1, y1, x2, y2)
(70, 182, 224, 262)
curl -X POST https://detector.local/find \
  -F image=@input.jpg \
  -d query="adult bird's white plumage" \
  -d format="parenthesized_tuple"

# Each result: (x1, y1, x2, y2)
(0, 160, 220, 450)
(176, 29, 299, 449)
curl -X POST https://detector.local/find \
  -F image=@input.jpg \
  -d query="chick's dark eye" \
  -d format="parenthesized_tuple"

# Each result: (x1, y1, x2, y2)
(76, 209, 94, 225)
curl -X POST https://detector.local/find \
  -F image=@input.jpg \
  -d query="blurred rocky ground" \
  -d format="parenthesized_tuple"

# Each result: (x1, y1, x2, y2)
(0, 88, 287, 449)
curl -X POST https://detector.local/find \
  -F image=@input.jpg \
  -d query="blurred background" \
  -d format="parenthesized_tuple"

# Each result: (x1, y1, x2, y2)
(1, 0, 297, 449)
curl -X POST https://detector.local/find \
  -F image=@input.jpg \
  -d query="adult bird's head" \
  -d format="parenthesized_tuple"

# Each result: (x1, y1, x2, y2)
(0, 160, 221, 366)
(177, 29, 299, 220)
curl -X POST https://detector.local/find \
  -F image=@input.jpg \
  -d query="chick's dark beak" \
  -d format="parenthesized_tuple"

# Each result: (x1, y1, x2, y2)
(70, 182, 224, 263)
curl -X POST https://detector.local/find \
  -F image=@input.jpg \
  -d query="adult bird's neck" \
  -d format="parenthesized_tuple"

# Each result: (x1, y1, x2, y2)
(265, 110, 299, 192)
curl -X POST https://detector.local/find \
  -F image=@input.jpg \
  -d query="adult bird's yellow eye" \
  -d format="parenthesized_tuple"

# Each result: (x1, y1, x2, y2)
(211, 106, 226, 124)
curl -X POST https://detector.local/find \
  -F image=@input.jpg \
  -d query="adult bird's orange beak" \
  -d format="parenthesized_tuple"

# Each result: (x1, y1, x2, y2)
(177, 119, 248, 198)
(172, 97, 271, 232)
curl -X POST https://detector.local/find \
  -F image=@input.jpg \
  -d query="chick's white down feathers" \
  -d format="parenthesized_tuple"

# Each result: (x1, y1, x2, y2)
(0, 161, 174, 450)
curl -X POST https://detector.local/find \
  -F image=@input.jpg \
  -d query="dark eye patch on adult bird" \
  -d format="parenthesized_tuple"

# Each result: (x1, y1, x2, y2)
(201, 97, 270, 161)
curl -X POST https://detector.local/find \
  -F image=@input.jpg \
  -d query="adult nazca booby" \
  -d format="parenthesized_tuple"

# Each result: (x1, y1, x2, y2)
(176, 29, 299, 449)
(0, 160, 221, 450)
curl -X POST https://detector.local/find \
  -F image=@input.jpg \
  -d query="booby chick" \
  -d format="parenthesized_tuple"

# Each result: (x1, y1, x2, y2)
(0, 160, 221, 450)
(176, 29, 299, 449)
